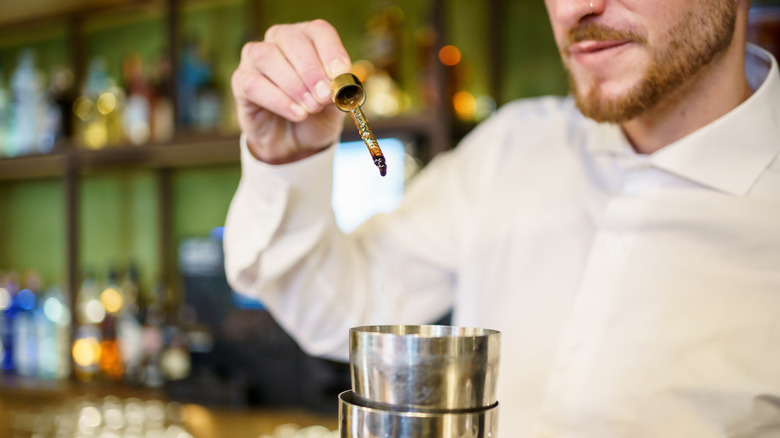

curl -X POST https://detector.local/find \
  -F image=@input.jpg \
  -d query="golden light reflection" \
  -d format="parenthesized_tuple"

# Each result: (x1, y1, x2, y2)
(351, 59, 376, 84)
(73, 337, 101, 367)
(453, 91, 477, 121)
(99, 340, 124, 380)
(100, 287, 123, 314)
(74, 97, 95, 121)
(97, 92, 117, 115)
(84, 122, 108, 150)
(181, 404, 216, 438)
(438, 45, 462, 66)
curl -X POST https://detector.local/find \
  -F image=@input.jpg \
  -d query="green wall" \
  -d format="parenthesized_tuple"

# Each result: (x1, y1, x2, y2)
(79, 171, 159, 292)
(0, 180, 66, 287)
(502, 1, 568, 102)
(172, 166, 241, 244)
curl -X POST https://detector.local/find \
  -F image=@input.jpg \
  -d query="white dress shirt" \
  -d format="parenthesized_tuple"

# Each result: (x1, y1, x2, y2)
(224, 44, 780, 436)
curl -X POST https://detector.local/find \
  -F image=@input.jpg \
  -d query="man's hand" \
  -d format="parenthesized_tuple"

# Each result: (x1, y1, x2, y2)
(231, 20, 352, 164)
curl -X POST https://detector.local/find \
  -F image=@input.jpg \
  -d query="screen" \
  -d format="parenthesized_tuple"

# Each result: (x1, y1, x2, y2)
(332, 138, 406, 233)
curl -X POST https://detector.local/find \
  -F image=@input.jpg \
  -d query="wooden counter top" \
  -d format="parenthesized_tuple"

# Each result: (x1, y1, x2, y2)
(0, 376, 338, 437)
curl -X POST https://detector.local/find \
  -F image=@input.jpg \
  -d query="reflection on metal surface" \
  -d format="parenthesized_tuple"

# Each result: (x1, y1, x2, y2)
(341, 325, 501, 437)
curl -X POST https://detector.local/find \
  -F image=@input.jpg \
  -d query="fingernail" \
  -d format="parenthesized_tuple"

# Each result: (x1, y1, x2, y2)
(290, 102, 306, 119)
(302, 92, 319, 111)
(315, 80, 331, 102)
(329, 58, 349, 77)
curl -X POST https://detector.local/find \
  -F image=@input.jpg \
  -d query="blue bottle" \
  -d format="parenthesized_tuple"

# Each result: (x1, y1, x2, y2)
(1, 273, 20, 373)
(13, 283, 38, 376)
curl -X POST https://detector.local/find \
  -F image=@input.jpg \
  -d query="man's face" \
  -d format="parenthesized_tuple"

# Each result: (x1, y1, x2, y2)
(545, 0, 738, 123)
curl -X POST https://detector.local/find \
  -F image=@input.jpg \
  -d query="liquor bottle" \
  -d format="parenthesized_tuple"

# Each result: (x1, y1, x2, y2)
(99, 270, 124, 380)
(13, 271, 40, 376)
(122, 52, 152, 145)
(0, 67, 8, 156)
(118, 265, 144, 385)
(73, 273, 104, 381)
(177, 40, 212, 127)
(150, 54, 174, 143)
(99, 316, 123, 380)
(160, 320, 191, 382)
(9, 50, 43, 156)
(77, 274, 104, 326)
(0, 272, 19, 373)
(75, 58, 124, 149)
(37, 285, 71, 379)
(141, 282, 166, 388)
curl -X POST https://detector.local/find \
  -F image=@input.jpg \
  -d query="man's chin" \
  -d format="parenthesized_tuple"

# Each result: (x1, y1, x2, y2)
(574, 92, 648, 124)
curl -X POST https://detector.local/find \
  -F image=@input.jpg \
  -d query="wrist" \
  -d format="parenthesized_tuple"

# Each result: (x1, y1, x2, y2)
(246, 137, 330, 165)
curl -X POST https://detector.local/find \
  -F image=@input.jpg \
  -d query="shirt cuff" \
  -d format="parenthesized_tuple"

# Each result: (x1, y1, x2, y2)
(239, 133, 337, 230)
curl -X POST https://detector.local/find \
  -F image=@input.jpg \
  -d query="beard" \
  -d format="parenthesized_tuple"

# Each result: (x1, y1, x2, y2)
(565, 0, 738, 123)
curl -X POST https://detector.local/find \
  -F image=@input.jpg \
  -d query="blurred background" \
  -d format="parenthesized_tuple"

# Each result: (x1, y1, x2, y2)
(0, 0, 778, 437)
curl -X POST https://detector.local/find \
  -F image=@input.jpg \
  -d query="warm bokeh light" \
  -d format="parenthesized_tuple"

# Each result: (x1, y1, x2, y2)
(74, 97, 95, 121)
(100, 287, 123, 314)
(84, 122, 108, 149)
(397, 90, 412, 113)
(85, 299, 106, 323)
(78, 406, 102, 431)
(181, 404, 216, 438)
(97, 92, 117, 115)
(438, 45, 462, 66)
(351, 59, 376, 84)
(100, 340, 124, 380)
(72, 337, 101, 367)
(453, 91, 477, 121)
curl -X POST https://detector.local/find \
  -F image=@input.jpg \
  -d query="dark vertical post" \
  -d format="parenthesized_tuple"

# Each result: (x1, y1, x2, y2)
(161, 0, 178, 302)
(247, 0, 266, 40)
(65, 15, 85, 365)
(63, 154, 79, 354)
(166, 0, 180, 130)
(429, 0, 452, 160)
(68, 16, 85, 97)
(157, 169, 175, 304)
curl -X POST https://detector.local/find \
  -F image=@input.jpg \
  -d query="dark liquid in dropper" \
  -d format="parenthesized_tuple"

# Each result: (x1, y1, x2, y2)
(349, 107, 387, 177)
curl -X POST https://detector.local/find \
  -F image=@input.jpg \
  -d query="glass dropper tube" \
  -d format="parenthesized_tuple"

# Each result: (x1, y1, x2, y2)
(330, 73, 387, 177)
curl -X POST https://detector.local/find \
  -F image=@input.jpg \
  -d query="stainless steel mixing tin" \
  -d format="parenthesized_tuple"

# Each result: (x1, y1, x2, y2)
(339, 391, 499, 438)
(350, 325, 501, 411)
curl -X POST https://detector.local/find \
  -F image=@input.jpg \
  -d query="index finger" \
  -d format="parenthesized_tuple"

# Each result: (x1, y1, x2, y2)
(302, 19, 352, 79)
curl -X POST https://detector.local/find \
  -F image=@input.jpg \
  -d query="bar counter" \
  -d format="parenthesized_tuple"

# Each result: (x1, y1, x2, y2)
(0, 376, 339, 437)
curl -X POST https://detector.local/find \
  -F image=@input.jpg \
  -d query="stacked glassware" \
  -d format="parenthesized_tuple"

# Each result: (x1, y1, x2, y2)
(339, 325, 501, 438)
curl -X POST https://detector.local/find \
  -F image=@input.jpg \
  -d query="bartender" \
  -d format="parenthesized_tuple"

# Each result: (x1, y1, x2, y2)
(224, 0, 780, 435)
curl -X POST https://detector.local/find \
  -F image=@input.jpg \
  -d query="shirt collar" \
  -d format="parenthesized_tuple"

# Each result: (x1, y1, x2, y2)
(586, 44, 780, 196)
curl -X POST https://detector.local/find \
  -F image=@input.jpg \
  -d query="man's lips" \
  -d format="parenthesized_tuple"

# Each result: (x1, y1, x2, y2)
(568, 39, 632, 55)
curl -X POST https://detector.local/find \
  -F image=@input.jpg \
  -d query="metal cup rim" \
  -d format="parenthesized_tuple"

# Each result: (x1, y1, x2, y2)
(350, 324, 501, 339)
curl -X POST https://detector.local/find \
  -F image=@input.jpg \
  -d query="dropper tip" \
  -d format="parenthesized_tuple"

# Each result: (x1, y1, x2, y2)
(374, 156, 387, 177)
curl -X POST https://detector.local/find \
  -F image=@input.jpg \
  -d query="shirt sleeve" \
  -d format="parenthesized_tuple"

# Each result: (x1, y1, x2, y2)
(223, 134, 459, 361)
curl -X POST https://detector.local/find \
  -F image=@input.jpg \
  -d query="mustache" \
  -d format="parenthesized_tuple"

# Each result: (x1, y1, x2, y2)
(565, 23, 646, 52)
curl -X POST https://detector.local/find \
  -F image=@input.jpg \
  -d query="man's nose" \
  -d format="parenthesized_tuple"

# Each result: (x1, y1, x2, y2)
(547, 0, 602, 27)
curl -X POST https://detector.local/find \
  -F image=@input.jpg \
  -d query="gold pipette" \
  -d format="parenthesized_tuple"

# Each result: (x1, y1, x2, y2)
(330, 73, 387, 177)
